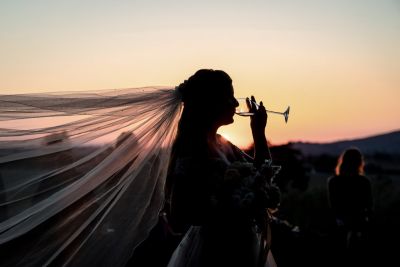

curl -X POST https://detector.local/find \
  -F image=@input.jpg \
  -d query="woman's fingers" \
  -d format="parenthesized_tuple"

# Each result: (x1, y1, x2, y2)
(246, 97, 252, 112)
(259, 101, 267, 118)
(249, 95, 257, 113)
(246, 95, 266, 117)
(251, 96, 257, 112)
(259, 101, 266, 112)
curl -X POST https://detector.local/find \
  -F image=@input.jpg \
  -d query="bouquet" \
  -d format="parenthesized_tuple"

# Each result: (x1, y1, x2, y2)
(215, 160, 281, 230)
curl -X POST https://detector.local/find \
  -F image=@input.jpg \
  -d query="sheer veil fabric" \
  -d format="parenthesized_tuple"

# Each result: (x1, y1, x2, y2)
(0, 87, 182, 266)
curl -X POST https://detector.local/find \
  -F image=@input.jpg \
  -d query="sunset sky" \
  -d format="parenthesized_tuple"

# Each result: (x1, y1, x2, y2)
(1, 0, 399, 147)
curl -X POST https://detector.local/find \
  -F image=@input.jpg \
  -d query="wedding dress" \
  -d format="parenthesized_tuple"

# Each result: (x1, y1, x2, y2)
(167, 226, 277, 267)
(165, 136, 278, 267)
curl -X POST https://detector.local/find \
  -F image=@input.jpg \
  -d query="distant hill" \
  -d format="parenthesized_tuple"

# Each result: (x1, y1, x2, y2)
(291, 130, 400, 156)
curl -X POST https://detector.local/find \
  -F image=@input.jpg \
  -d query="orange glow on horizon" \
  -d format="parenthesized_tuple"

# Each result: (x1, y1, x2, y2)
(1, 1, 399, 146)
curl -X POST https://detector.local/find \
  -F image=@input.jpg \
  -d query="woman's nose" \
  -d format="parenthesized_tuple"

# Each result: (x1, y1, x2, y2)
(233, 98, 239, 107)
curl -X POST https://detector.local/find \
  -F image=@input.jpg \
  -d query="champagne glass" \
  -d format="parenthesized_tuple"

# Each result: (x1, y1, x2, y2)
(235, 97, 290, 123)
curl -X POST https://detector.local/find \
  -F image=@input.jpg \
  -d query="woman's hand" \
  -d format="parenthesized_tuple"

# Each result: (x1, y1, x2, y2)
(246, 95, 271, 166)
(246, 96, 267, 138)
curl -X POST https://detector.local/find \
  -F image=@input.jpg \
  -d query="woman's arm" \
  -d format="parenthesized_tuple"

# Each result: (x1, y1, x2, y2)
(247, 96, 272, 167)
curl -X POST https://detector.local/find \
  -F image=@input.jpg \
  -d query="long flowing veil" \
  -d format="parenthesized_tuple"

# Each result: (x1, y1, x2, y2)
(0, 87, 182, 266)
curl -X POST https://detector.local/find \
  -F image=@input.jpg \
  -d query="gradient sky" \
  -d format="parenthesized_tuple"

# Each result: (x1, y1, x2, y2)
(1, 0, 399, 147)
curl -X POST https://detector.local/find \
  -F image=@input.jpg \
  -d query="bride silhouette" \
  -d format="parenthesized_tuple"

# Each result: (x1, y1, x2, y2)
(163, 69, 278, 267)
(0, 69, 279, 267)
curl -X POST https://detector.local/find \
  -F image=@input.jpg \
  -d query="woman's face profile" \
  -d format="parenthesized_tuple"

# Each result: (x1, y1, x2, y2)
(211, 82, 239, 126)
(183, 69, 239, 128)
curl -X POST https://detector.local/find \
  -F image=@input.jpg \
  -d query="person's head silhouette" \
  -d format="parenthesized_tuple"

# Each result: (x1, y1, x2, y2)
(335, 147, 365, 176)
(177, 69, 239, 129)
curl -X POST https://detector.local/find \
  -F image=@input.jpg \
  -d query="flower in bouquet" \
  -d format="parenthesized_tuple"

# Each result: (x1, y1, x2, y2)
(220, 161, 281, 217)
